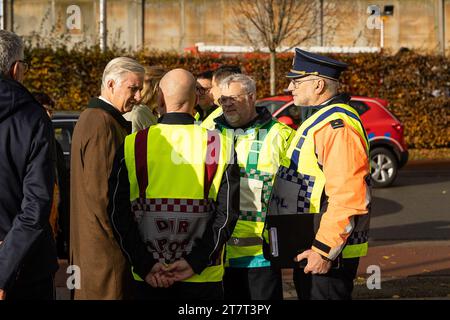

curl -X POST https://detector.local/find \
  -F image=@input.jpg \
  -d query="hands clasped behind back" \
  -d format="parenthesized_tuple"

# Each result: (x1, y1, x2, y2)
(145, 258, 195, 288)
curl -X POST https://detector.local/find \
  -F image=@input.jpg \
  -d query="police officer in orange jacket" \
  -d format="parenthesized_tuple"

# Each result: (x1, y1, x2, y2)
(269, 49, 371, 300)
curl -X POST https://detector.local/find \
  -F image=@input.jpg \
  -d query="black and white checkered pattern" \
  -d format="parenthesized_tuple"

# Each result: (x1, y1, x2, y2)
(277, 166, 315, 213)
(148, 241, 192, 264)
(297, 174, 315, 213)
(347, 230, 369, 245)
(278, 167, 302, 184)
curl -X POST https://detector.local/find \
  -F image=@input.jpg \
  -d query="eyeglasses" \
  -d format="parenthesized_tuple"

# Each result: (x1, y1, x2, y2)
(196, 85, 212, 95)
(218, 93, 249, 105)
(290, 78, 320, 89)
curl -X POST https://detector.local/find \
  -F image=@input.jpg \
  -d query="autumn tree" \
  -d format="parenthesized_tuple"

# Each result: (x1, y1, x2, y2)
(233, 0, 339, 95)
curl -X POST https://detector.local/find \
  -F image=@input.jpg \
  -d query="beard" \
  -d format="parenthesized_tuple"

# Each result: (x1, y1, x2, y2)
(224, 111, 241, 126)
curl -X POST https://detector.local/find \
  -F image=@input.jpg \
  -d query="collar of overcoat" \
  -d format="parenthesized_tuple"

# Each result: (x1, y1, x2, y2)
(87, 97, 132, 134)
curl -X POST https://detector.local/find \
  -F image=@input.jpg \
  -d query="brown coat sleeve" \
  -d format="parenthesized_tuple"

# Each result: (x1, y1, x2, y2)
(70, 108, 130, 299)
(81, 111, 125, 238)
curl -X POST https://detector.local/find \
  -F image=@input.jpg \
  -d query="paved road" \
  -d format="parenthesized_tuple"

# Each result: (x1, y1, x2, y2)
(56, 160, 450, 300)
(369, 160, 450, 242)
(283, 160, 450, 299)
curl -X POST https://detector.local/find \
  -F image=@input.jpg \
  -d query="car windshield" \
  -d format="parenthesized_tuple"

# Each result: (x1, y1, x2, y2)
(348, 100, 369, 116)
(255, 100, 286, 114)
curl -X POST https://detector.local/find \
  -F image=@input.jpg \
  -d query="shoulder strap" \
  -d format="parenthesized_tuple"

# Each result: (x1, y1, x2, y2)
(204, 130, 220, 199)
(289, 104, 366, 170)
(134, 128, 150, 198)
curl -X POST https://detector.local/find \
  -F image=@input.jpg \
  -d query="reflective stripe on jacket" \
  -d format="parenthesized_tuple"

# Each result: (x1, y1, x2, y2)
(215, 113, 294, 268)
(270, 102, 371, 260)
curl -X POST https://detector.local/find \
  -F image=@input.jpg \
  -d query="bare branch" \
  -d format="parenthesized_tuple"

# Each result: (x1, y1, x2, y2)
(232, 0, 341, 94)
(274, 0, 289, 44)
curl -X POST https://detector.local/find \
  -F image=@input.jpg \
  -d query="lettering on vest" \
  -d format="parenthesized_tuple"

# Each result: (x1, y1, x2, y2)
(271, 194, 288, 209)
(155, 218, 191, 234)
(139, 213, 209, 263)
(147, 238, 191, 261)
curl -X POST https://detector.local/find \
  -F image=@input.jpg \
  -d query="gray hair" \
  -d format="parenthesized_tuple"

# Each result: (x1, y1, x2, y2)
(219, 73, 256, 95)
(0, 30, 24, 75)
(101, 57, 145, 90)
(324, 77, 339, 94)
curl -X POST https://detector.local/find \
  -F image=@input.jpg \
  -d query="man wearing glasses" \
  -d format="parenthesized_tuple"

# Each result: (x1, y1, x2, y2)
(268, 48, 371, 300)
(201, 65, 242, 129)
(0, 30, 58, 300)
(194, 70, 215, 121)
(211, 74, 294, 300)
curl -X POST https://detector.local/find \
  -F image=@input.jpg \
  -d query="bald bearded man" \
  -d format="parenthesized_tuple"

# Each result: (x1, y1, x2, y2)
(107, 68, 240, 300)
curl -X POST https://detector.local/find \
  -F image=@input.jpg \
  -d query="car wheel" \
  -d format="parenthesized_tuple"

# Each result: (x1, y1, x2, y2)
(370, 147, 398, 188)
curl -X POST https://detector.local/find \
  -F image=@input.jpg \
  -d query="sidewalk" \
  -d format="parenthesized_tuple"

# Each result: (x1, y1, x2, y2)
(55, 240, 450, 300)
(282, 240, 450, 299)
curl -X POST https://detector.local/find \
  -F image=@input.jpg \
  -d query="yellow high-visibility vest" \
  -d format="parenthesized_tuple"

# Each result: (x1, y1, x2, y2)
(274, 103, 370, 259)
(201, 107, 223, 130)
(216, 119, 294, 268)
(124, 124, 231, 282)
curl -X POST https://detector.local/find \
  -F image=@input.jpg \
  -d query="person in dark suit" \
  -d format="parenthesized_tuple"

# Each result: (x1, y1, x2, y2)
(70, 57, 144, 299)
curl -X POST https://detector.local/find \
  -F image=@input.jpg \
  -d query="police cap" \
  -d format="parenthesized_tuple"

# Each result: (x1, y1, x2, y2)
(286, 48, 348, 81)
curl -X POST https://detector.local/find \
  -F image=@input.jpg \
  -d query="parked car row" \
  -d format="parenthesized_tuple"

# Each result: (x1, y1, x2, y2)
(52, 111, 79, 170)
(52, 95, 408, 188)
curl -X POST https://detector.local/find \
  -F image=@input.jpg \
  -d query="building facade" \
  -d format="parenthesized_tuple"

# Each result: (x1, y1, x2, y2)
(2, 0, 449, 54)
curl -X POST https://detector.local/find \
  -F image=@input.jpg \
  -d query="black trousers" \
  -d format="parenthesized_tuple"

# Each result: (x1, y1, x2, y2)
(133, 280, 224, 300)
(293, 257, 360, 300)
(6, 276, 55, 300)
(223, 267, 283, 300)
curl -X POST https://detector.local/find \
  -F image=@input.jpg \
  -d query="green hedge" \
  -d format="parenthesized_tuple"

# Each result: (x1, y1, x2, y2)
(24, 46, 449, 149)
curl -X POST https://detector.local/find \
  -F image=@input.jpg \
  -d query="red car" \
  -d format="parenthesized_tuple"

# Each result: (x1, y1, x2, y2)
(256, 95, 409, 187)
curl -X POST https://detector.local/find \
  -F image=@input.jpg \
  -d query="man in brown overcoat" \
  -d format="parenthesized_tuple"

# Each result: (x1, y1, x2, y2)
(70, 57, 144, 299)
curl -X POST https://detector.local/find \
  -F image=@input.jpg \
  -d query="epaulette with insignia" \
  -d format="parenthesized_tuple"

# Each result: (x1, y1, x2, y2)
(330, 119, 344, 129)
